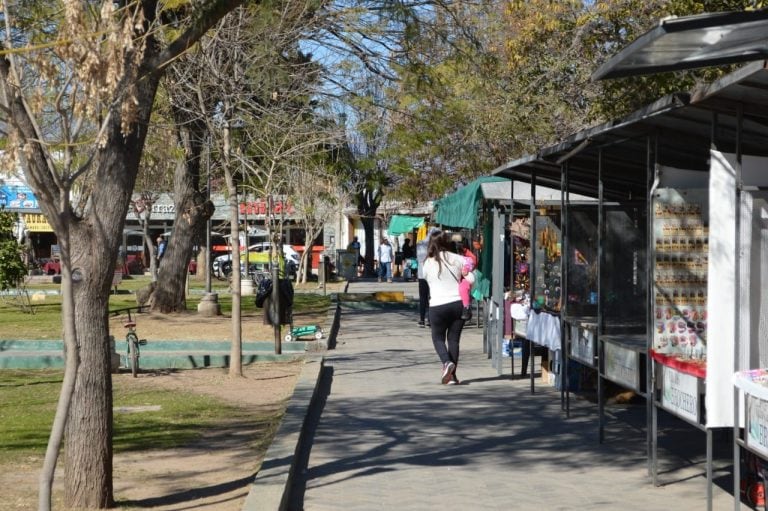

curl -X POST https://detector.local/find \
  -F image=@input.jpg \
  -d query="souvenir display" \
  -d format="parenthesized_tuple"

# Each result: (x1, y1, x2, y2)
(534, 215, 562, 311)
(652, 188, 708, 360)
(513, 235, 530, 292)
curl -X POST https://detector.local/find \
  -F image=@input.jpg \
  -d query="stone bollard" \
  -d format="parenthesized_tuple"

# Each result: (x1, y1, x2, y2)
(197, 292, 221, 316)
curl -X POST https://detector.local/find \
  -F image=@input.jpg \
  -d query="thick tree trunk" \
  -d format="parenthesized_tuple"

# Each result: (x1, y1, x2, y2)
(356, 189, 380, 278)
(64, 268, 114, 507)
(150, 117, 212, 312)
(361, 216, 377, 277)
(150, 189, 210, 312)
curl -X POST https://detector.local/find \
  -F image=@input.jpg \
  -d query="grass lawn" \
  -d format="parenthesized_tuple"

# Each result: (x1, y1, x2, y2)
(0, 369, 258, 464)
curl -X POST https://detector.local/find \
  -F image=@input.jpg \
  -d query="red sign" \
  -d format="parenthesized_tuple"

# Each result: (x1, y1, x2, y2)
(239, 200, 295, 216)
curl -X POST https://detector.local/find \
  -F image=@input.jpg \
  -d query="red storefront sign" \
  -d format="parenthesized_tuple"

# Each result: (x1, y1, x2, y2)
(239, 200, 295, 216)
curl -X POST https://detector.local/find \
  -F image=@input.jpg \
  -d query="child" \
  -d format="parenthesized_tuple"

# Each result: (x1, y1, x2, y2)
(459, 257, 475, 320)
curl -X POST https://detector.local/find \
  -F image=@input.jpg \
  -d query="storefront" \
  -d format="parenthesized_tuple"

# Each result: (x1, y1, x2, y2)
(1, 179, 59, 271)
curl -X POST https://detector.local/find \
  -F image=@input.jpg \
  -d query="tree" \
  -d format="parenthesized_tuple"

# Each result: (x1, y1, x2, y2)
(288, 153, 346, 283)
(343, 77, 391, 276)
(0, 1, 249, 508)
(149, 109, 212, 313)
(0, 208, 26, 289)
(381, 0, 768, 199)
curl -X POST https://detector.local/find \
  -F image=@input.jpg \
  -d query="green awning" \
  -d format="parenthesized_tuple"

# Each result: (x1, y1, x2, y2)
(434, 176, 509, 229)
(387, 215, 425, 235)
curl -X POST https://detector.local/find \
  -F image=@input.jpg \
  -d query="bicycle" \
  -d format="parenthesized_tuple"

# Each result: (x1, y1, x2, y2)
(111, 306, 147, 377)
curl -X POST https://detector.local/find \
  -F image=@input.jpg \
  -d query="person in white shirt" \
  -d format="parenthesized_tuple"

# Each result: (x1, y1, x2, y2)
(377, 238, 394, 282)
(423, 231, 473, 385)
(416, 228, 438, 327)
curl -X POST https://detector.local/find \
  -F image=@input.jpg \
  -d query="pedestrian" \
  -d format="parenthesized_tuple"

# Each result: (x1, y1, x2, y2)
(416, 228, 438, 327)
(459, 256, 476, 320)
(156, 236, 166, 262)
(424, 231, 468, 385)
(377, 238, 394, 283)
(348, 236, 363, 272)
(402, 237, 414, 259)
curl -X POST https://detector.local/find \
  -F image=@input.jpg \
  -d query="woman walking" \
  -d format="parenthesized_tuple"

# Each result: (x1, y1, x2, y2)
(424, 231, 473, 384)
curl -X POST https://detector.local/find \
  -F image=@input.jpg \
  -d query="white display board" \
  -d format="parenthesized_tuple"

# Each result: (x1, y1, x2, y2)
(605, 341, 641, 391)
(747, 395, 768, 459)
(661, 364, 700, 424)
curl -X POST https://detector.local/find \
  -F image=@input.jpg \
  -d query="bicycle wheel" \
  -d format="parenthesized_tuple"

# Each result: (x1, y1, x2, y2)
(126, 332, 139, 377)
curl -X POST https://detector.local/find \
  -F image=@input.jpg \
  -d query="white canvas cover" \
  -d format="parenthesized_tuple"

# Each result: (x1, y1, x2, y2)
(706, 150, 738, 427)
(726, 153, 768, 428)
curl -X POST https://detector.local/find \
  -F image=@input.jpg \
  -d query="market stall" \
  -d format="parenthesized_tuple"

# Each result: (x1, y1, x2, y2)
(489, 59, 768, 509)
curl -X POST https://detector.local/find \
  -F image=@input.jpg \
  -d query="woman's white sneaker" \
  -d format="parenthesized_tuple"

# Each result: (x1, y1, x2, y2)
(441, 361, 455, 384)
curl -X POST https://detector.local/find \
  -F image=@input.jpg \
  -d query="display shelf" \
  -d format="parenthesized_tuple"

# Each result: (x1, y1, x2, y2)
(734, 369, 768, 403)
(649, 349, 706, 379)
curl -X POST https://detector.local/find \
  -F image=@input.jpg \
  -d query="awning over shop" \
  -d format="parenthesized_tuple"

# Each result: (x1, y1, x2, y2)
(434, 176, 509, 229)
(387, 215, 425, 235)
(592, 9, 768, 81)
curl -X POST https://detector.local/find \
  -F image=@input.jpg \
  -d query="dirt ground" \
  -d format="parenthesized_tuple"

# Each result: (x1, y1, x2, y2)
(110, 309, 286, 342)
(4, 312, 312, 511)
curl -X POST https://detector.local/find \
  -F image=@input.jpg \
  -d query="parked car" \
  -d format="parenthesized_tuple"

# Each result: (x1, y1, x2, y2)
(212, 243, 299, 279)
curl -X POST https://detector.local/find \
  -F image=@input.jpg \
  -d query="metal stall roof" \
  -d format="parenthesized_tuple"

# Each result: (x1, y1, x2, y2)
(493, 61, 768, 192)
(591, 9, 768, 81)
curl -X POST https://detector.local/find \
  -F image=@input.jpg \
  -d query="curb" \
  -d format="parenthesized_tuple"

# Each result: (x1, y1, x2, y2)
(241, 354, 325, 511)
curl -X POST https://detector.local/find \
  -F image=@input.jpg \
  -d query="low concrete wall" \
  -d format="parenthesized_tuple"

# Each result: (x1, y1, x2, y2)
(0, 339, 308, 370)
(241, 356, 325, 511)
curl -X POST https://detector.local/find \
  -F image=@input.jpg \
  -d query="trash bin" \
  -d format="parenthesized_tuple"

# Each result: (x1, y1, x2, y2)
(336, 249, 357, 281)
(263, 278, 293, 326)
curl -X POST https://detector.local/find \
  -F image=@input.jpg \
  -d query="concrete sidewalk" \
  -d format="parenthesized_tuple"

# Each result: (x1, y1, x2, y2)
(284, 279, 736, 510)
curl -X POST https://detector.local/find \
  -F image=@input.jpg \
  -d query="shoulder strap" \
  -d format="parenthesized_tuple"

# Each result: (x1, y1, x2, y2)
(441, 252, 460, 283)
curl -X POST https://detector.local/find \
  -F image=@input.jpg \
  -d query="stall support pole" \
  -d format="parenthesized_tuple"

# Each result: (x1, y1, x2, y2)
(707, 428, 713, 511)
(648, 142, 659, 486)
(504, 178, 517, 380)
(597, 149, 605, 444)
(510, 177, 516, 378)
(652, 379, 659, 486)
(492, 206, 505, 375)
(646, 134, 656, 477)
(734, 396, 740, 511)
(732, 105, 744, 511)
(561, 162, 568, 413)
(598, 338, 605, 444)
(529, 173, 538, 394)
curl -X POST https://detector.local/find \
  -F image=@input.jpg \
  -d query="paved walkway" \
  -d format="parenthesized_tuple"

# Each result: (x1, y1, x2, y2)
(289, 278, 736, 510)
